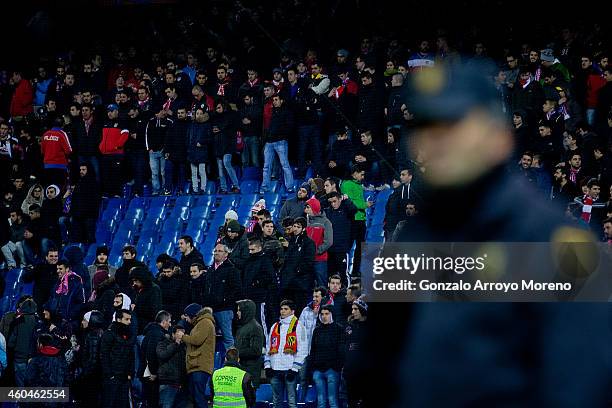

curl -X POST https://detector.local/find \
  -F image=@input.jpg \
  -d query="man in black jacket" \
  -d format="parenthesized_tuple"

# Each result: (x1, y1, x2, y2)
(129, 266, 163, 335)
(309, 305, 345, 408)
(280, 217, 316, 314)
(242, 237, 277, 329)
(114, 245, 145, 297)
(22, 247, 59, 315)
(208, 243, 241, 351)
(146, 110, 173, 196)
(239, 92, 263, 167)
(125, 105, 152, 196)
(220, 220, 250, 273)
(68, 163, 101, 243)
(157, 260, 189, 321)
(384, 167, 415, 238)
(73, 104, 102, 183)
(140, 310, 171, 408)
(163, 106, 190, 195)
(261, 94, 295, 193)
(156, 325, 188, 407)
(178, 235, 204, 278)
(100, 309, 135, 408)
(325, 192, 357, 276)
(73, 310, 105, 406)
(357, 72, 385, 139)
(189, 263, 211, 306)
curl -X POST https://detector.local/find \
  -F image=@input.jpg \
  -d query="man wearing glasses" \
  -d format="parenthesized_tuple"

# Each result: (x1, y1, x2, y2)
(504, 53, 520, 89)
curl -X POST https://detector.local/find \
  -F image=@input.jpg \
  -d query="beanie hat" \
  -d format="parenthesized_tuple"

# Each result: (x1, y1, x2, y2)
(83, 311, 92, 323)
(306, 197, 321, 215)
(224, 210, 239, 221)
(96, 245, 110, 256)
(226, 220, 241, 233)
(353, 298, 368, 316)
(299, 182, 311, 197)
(540, 48, 555, 63)
(337, 49, 349, 58)
(184, 303, 202, 318)
(251, 199, 266, 214)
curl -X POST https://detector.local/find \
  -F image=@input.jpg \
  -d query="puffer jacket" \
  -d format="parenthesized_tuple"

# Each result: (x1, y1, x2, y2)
(140, 322, 168, 377)
(129, 267, 162, 334)
(157, 273, 190, 322)
(100, 321, 135, 380)
(235, 300, 265, 362)
(7, 298, 39, 362)
(241, 251, 276, 303)
(157, 334, 187, 385)
(182, 308, 216, 374)
(79, 311, 105, 379)
(305, 198, 333, 262)
(211, 109, 239, 157)
(220, 226, 250, 272)
(187, 121, 212, 164)
(25, 345, 67, 387)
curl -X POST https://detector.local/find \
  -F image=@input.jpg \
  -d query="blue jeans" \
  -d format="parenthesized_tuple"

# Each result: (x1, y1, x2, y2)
(149, 151, 166, 194)
(190, 163, 207, 193)
(216, 154, 240, 191)
(241, 136, 261, 167)
(159, 384, 188, 408)
(270, 370, 298, 408)
(313, 369, 340, 408)
(213, 310, 234, 351)
(586, 108, 596, 126)
(14, 362, 28, 387)
(189, 371, 210, 408)
(262, 140, 294, 191)
(314, 261, 328, 287)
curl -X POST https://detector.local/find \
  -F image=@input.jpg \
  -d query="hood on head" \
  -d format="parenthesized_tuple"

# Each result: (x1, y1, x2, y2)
(88, 310, 105, 329)
(63, 245, 85, 264)
(306, 197, 321, 215)
(19, 298, 38, 314)
(129, 266, 153, 286)
(26, 183, 44, 200)
(45, 184, 60, 199)
(237, 299, 256, 323)
(116, 292, 132, 310)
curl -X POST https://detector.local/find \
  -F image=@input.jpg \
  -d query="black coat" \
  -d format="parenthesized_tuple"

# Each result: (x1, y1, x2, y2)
(310, 322, 345, 372)
(326, 200, 357, 253)
(129, 268, 162, 334)
(70, 166, 101, 219)
(221, 229, 250, 272)
(23, 263, 57, 315)
(80, 325, 104, 380)
(163, 118, 190, 162)
(140, 322, 167, 377)
(239, 103, 263, 137)
(73, 119, 103, 156)
(157, 274, 190, 322)
(211, 109, 239, 158)
(115, 258, 145, 297)
(25, 346, 68, 387)
(100, 322, 135, 380)
(205, 259, 241, 312)
(187, 121, 213, 164)
(268, 105, 295, 143)
(179, 248, 205, 277)
(92, 279, 119, 325)
(241, 251, 276, 303)
(281, 232, 316, 292)
(384, 184, 411, 235)
(356, 84, 385, 135)
(145, 117, 173, 152)
(156, 336, 187, 385)
(189, 272, 212, 307)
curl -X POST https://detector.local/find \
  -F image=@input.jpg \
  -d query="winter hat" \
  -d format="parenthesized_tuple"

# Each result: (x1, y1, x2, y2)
(224, 210, 239, 221)
(353, 298, 368, 316)
(299, 182, 311, 197)
(83, 311, 93, 322)
(305, 197, 321, 215)
(337, 49, 349, 58)
(184, 303, 202, 318)
(45, 184, 60, 199)
(540, 48, 555, 63)
(96, 245, 110, 256)
(251, 199, 266, 214)
(272, 67, 283, 74)
(93, 270, 110, 289)
(107, 103, 119, 112)
(226, 220, 241, 233)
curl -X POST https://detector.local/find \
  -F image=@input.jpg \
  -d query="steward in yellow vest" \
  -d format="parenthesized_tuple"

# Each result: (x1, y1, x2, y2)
(211, 347, 256, 408)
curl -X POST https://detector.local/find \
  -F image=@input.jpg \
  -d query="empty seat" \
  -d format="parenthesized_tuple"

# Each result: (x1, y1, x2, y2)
(241, 193, 258, 208)
(195, 195, 215, 209)
(175, 195, 195, 208)
(119, 217, 139, 230)
(125, 207, 145, 222)
(149, 196, 171, 208)
(218, 195, 240, 210)
(242, 166, 261, 181)
(185, 228, 205, 244)
(146, 205, 167, 221)
(256, 384, 273, 403)
(240, 180, 260, 194)
(163, 216, 184, 233)
(263, 192, 281, 206)
(155, 240, 176, 257)
(141, 216, 162, 232)
(114, 227, 134, 244)
(191, 205, 212, 220)
(204, 181, 216, 195)
(187, 217, 208, 232)
(171, 206, 190, 221)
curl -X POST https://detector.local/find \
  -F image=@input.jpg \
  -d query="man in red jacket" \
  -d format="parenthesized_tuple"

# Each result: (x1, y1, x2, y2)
(99, 104, 129, 197)
(304, 197, 334, 286)
(9, 71, 34, 120)
(41, 118, 72, 188)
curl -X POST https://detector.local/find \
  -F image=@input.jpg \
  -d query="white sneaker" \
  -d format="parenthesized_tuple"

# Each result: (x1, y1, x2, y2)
(375, 184, 390, 191)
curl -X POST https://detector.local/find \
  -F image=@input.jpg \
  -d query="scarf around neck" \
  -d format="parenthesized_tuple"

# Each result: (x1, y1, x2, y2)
(269, 315, 298, 355)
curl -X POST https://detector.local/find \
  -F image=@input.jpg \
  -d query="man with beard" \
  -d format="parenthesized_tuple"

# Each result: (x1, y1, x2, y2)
(100, 309, 135, 408)
(279, 183, 309, 221)
(129, 266, 162, 335)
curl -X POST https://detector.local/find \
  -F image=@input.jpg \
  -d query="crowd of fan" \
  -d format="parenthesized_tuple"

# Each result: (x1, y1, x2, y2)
(0, 14, 611, 408)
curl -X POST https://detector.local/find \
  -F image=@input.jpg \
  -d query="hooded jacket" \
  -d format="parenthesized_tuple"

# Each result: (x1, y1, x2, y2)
(235, 300, 265, 363)
(279, 195, 306, 221)
(187, 120, 212, 164)
(145, 116, 173, 152)
(129, 267, 162, 334)
(341, 179, 367, 221)
(63, 246, 92, 299)
(7, 298, 38, 362)
(21, 184, 44, 214)
(305, 198, 333, 261)
(182, 308, 216, 374)
(92, 277, 119, 325)
(80, 311, 105, 379)
(157, 271, 190, 321)
(41, 185, 63, 244)
(25, 344, 67, 387)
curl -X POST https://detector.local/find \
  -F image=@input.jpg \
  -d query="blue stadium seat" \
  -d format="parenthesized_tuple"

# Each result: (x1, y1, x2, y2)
(191, 205, 212, 220)
(150, 196, 171, 208)
(187, 217, 208, 232)
(163, 216, 184, 233)
(84, 244, 98, 265)
(218, 195, 240, 210)
(155, 240, 175, 257)
(241, 193, 258, 208)
(195, 195, 215, 209)
(186, 228, 205, 245)
(204, 181, 217, 195)
(240, 180, 260, 194)
(263, 192, 281, 206)
(236, 206, 252, 219)
(128, 197, 147, 210)
(238, 214, 251, 226)
(120, 217, 140, 230)
(125, 207, 145, 222)
(242, 167, 261, 181)
(141, 216, 162, 232)
(114, 227, 135, 245)
(175, 195, 195, 208)
(136, 238, 154, 255)
(170, 206, 190, 221)
(160, 229, 181, 245)
(146, 205, 167, 221)
(214, 351, 223, 369)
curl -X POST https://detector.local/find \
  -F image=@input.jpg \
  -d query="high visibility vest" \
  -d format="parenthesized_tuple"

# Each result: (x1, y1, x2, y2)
(212, 365, 247, 408)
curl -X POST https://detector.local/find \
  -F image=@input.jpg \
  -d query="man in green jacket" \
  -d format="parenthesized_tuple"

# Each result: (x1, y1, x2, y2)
(341, 164, 373, 278)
